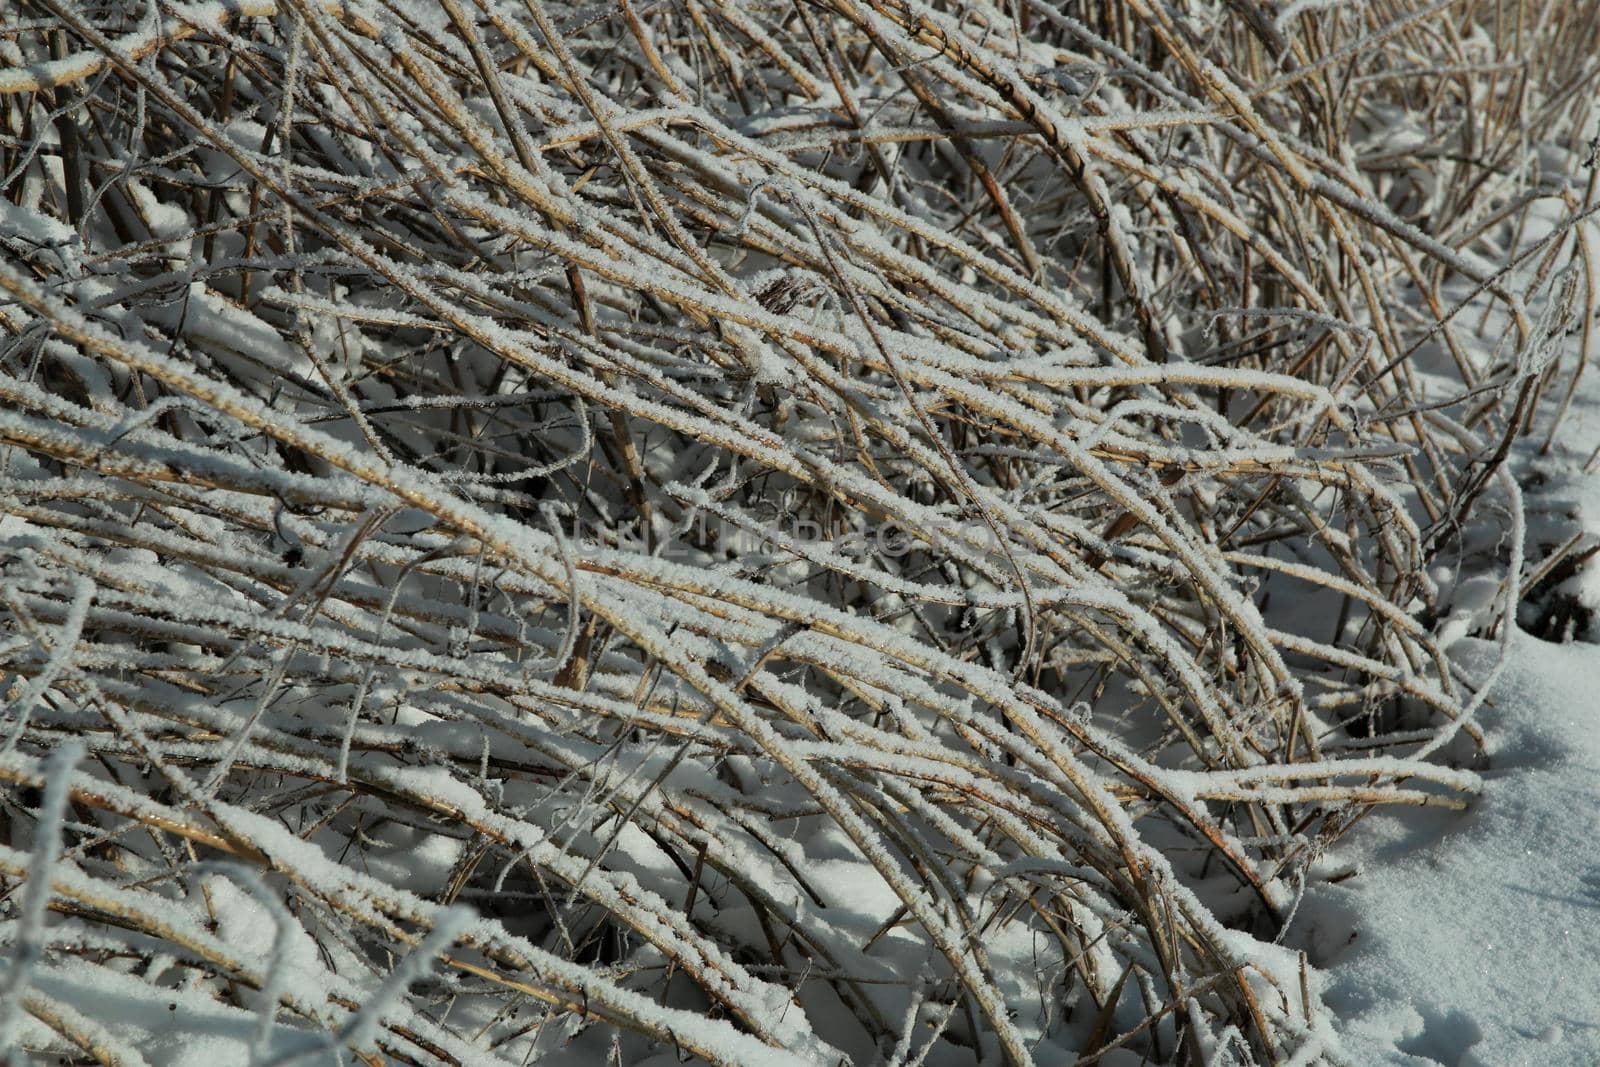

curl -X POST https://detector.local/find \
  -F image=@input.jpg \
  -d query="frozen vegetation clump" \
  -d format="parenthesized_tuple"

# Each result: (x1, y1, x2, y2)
(0, 1, 1596, 1064)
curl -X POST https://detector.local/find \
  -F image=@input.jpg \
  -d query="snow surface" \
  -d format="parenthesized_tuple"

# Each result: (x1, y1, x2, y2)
(1300, 633, 1600, 1067)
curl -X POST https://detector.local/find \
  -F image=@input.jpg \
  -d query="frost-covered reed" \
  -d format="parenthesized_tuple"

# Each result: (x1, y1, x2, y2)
(1, 0, 1596, 1063)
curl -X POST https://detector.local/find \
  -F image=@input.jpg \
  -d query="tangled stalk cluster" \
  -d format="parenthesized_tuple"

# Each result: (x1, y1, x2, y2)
(1, 0, 1597, 1063)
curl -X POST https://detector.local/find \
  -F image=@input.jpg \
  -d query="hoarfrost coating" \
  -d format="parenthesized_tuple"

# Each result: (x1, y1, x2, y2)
(1, 0, 1597, 1065)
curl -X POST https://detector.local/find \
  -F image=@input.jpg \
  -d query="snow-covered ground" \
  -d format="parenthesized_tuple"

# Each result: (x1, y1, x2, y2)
(1302, 634, 1600, 1066)
(1298, 335, 1600, 1066)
